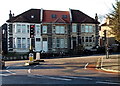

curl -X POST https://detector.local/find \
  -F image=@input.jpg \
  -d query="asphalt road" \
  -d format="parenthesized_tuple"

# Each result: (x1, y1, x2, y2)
(1, 55, 120, 86)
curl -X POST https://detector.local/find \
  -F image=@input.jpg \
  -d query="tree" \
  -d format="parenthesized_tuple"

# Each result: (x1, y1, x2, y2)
(107, 0, 120, 42)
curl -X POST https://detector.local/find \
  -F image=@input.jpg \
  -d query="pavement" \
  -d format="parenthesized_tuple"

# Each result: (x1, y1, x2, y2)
(96, 54, 120, 73)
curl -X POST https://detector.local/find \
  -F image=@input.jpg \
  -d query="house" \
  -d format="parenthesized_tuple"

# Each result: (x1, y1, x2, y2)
(70, 9, 99, 50)
(99, 17, 119, 51)
(41, 9, 70, 53)
(99, 18, 116, 47)
(1, 8, 99, 54)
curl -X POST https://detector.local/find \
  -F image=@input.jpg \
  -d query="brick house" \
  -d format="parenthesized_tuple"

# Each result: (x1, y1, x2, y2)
(1, 8, 99, 54)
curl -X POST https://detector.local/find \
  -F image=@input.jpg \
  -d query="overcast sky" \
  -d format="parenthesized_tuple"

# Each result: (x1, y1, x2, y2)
(0, 0, 115, 26)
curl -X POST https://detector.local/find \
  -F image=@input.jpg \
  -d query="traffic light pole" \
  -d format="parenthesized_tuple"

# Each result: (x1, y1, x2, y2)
(104, 30, 109, 59)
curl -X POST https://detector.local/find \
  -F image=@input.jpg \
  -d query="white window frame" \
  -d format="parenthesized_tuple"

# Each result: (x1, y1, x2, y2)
(55, 26, 65, 34)
(72, 24, 77, 32)
(42, 25, 47, 34)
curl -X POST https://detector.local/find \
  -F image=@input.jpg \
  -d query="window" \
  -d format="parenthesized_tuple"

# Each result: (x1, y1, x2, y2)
(65, 39, 67, 48)
(56, 38, 67, 48)
(60, 39, 64, 48)
(51, 14, 56, 18)
(16, 24, 21, 33)
(13, 38, 16, 48)
(84, 25, 93, 33)
(62, 15, 67, 18)
(55, 26, 65, 34)
(43, 38, 47, 41)
(81, 25, 85, 32)
(17, 38, 21, 48)
(22, 38, 26, 48)
(27, 25, 29, 33)
(89, 37, 92, 42)
(57, 38, 60, 48)
(82, 37, 84, 42)
(42, 26, 47, 33)
(89, 25, 93, 32)
(52, 38, 56, 48)
(36, 38, 40, 42)
(85, 37, 89, 42)
(72, 25, 77, 32)
(27, 38, 30, 48)
(36, 25, 40, 34)
(85, 25, 89, 32)
(22, 24, 26, 33)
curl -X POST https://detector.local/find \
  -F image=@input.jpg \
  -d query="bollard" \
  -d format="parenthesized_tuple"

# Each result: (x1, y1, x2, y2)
(29, 53, 34, 62)
(36, 52, 40, 60)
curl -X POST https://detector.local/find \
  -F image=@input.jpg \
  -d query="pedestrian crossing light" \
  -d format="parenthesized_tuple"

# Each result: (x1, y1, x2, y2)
(30, 25, 35, 38)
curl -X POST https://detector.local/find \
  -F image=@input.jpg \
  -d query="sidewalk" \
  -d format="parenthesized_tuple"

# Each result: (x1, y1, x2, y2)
(97, 54, 120, 73)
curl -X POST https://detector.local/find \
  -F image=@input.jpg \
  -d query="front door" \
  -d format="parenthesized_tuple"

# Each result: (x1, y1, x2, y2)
(35, 38, 41, 52)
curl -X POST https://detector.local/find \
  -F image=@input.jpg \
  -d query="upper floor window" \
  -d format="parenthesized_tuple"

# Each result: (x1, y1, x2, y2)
(81, 25, 94, 33)
(55, 26, 65, 34)
(51, 14, 57, 18)
(27, 25, 29, 33)
(42, 25, 47, 34)
(72, 24, 77, 32)
(36, 25, 40, 34)
(81, 25, 85, 32)
(22, 24, 26, 33)
(62, 15, 67, 18)
(16, 24, 21, 33)
(16, 24, 27, 33)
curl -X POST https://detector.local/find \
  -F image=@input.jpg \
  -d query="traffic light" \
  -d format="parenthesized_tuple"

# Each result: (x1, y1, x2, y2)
(103, 30, 106, 41)
(30, 25, 35, 38)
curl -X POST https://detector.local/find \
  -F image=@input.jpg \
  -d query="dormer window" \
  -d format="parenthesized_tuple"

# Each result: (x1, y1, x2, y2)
(62, 15, 67, 18)
(51, 14, 56, 18)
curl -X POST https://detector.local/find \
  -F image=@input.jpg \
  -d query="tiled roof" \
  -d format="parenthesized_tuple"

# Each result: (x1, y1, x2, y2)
(42, 10, 70, 23)
(71, 9, 99, 24)
(6, 9, 100, 24)
(7, 9, 41, 23)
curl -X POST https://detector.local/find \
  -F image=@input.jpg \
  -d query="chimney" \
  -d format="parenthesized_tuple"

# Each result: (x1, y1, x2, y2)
(95, 13, 98, 21)
(9, 10, 12, 19)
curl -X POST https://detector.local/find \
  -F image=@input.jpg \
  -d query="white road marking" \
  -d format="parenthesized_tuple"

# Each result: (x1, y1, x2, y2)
(28, 74, 71, 81)
(0, 74, 11, 76)
(6, 70, 16, 75)
(6, 66, 10, 69)
(60, 76, 78, 79)
(28, 69, 31, 73)
(96, 81, 120, 85)
(84, 63, 89, 69)
(47, 76, 72, 81)
(80, 77, 93, 80)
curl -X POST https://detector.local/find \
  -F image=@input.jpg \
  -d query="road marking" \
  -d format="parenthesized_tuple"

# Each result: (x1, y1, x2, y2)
(80, 77, 93, 80)
(28, 74, 71, 81)
(6, 66, 10, 69)
(28, 69, 31, 73)
(60, 76, 78, 79)
(6, 70, 16, 75)
(84, 63, 89, 69)
(0, 74, 11, 76)
(47, 76, 72, 81)
(96, 81, 120, 85)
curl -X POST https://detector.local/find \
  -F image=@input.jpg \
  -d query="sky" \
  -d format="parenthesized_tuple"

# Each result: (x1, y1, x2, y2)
(0, 0, 115, 26)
